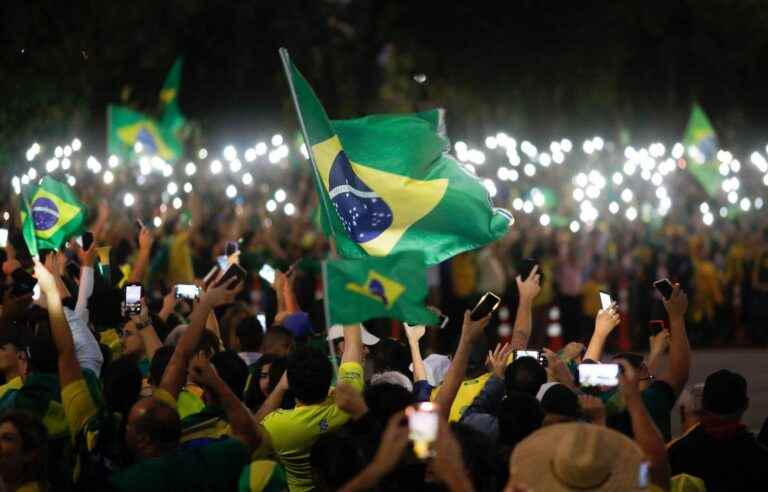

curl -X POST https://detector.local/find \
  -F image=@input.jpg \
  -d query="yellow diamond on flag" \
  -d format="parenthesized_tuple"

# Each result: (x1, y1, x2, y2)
(28, 188, 83, 240)
(346, 270, 405, 308)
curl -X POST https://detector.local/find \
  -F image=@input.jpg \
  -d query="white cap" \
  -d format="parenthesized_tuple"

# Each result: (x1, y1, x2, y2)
(326, 324, 380, 345)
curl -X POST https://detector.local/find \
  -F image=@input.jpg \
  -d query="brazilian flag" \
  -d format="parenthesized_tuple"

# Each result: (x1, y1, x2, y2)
(683, 103, 721, 197)
(20, 176, 86, 255)
(107, 105, 183, 163)
(280, 48, 512, 265)
(159, 57, 186, 135)
(323, 251, 437, 325)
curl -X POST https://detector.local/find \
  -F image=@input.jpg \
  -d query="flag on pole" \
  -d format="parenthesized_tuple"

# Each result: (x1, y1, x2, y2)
(107, 105, 184, 163)
(323, 251, 438, 326)
(279, 48, 511, 265)
(683, 104, 721, 197)
(20, 176, 86, 254)
(159, 58, 186, 134)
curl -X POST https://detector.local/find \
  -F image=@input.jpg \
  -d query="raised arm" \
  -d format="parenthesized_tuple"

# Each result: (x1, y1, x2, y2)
(509, 266, 542, 350)
(254, 372, 289, 423)
(128, 227, 154, 284)
(132, 303, 162, 361)
(159, 279, 241, 399)
(657, 286, 690, 395)
(646, 329, 670, 376)
(341, 323, 363, 366)
(583, 304, 620, 362)
(434, 311, 489, 420)
(404, 324, 427, 383)
(74, 242, 96, 320)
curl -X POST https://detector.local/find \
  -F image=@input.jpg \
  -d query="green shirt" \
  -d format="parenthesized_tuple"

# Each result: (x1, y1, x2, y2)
(110, 438, 250, 492)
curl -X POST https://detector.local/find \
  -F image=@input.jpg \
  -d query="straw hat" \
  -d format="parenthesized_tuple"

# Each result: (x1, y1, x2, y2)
(509, 422, 648, 491)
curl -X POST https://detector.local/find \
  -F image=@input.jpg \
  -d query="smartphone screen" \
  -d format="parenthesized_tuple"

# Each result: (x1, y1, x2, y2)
(175, 284, 200, 300)
(125, 284, 142, 314)
(649, 320, 665, 336)
(0, 228, 8, 248)
(407, 402, 438, 459)
(653, 279, 674, 300)
(470, 292, 501, 320)
(217, 255, 229, 270)
(203, 265, 220, 288)
(259, 264, 276, 284)
(599, 291, 613, 310)
(515, 350, 540, 360)
(578, 363, 620, 387)
(257, 313, 267, 332)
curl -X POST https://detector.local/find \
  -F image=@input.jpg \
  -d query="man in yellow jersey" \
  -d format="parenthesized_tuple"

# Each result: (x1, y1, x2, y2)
(254, 324, 364, 492)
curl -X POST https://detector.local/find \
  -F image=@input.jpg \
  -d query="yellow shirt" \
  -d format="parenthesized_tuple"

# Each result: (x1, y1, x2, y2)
(0, 376, 23, 399)
(260, 362, 364, 492)
(431, 372, 491, 422)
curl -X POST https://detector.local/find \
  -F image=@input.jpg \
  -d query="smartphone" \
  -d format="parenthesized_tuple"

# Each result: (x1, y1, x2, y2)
(66, 262, 81, 281)
(175, 284, 200, 300)
(649, 320, 665, 336)
(406, 402, 438, 459)
(514, 350, 548, 367)
(82, 231, 94, 251)
(258, 264, 276, 284)
(437, 314, 449, 329)
(470, 292, 501, 321)
(216, 255, 229, 270)
(135, 219, 145, 230)
(124, 283, 142, 315)
(225, 240, 239, 257)
(599, 291, 613, 310)
(203, 265, 220, 289)
(518, 258, 542, 283)
(578, 363, 620, 387)
(0, 228, 7, 248)
(215, 263, 246, 289)
(653, 279, 674, 300)
(11, 268, 38, 297)
(257, 313, 267, 332)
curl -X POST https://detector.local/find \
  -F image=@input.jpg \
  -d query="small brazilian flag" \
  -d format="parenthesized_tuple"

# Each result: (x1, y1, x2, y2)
(683, 103, 721, 197)
(107, 105, 184, 163)
(323, 251, 438, 325)
(280, 48, 512, 265)
(20, 176, 87, 255)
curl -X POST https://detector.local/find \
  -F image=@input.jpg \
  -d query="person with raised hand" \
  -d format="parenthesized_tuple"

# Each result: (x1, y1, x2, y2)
(510, 265, 542, 350)
(583, 302, 621, 362)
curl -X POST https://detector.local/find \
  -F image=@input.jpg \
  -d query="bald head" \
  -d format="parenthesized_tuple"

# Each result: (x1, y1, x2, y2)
(126, 397, 181, 458)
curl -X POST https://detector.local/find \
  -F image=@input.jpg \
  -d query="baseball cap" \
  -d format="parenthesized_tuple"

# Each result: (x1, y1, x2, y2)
(281, 312, 313, 339)
(537, 382, 580, 418)
(702, 369, 748, 415)
(326, 324, 380, 345)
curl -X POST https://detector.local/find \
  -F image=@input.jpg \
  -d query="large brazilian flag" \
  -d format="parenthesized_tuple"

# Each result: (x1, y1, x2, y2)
(683, 103, 721, 197)
(20, 176, 87, 256)
(280, 48, 511, 265)
(107, 105, 183, 163)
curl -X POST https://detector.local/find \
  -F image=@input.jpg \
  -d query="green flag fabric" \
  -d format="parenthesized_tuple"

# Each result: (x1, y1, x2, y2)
(107, 105, 184, 163)
(323, 251, 438, 326)
(20, 176, 86, 252)
(159, 58, 186, 134)
(280, 48, 512, 265)
(683, 104, 721, 197)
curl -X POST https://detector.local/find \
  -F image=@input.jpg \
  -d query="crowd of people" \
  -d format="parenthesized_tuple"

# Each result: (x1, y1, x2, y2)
(0, 179, 766, 492)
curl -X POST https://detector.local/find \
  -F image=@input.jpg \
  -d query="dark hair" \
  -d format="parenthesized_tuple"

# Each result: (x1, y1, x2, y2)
(498, 392, 543, 448)
(612, 352, 645, 370)
(286, 346, 332, 404)
(148, 346, 176, 387)
(102, 357, 142, 416)
(195, 330, 222, 358)
(540, 384, 580, 418)
(262, 326, 293, 356)
(25, 338, 58, 374)
(364, 383, 414, 423)
(235, 316, 264, 352)
(131, 399, 181, 449)
(0, 411, 48, 484)
(311, 431, 371, 491)
(451, 423, 495, 492)
(372, 339, 410, 376)
(210, 350, 249, 399)
(244, 354, 278, 411)
(504, 357, 548, 397)
(702, 369, 749, 416)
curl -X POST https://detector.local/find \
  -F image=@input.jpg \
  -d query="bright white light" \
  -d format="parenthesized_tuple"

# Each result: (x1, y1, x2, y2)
(173, 197, 182, 210)
(609, 201, 620, 214)
(717, 150, 733, 164)
(651, 173, 663, 186)
(550, 141, 561, 154)
(538, 153, 551, 167)
(46, 159, 59, 173)
(720, 206, 728, 218)
(524, 163, 536, 176)
(764, 174, 768, 186)
(539, 214, 551, 227)
(521, 141, 537, 158)
(26, 143, 40, 161)
(485, 136, 498, 149)
(136, 175, 146, 186)
(139, 158, 151, 175)
(740, 197, 751, 212)
(609, 173, 623, 186)
(588, 170, 605, 188)
(183, 182, 193, 193)
(483, 179, 497, 197)
(621, 188, 633, 203)
(67, 175, 76, 187)
(255, 142, 268, 155)
(223, 145, 237, 161)
(569, 220, 581, 233)
(649, 143, 665, 158)
(755, 197, 764, 210)
(225, 185, 237, 199)
(703, 212, 714, 226)
(700, 202, 710, 214)
(751, 152, 768, 172)
(103, 171, 114, 184)
(210, 160, 222, 174)
(730, 160, 741, 173)
(731, 177, 740, 190)
(25, 149, 35, 162)
(508, 151, 521, 167)
(71, 138, 81, 151)
(2, 211, 8, 221)
(592, 136, 604, 151)
(496, 133, 514, 148)
(198, 148, 208, 159)
(271, 134, 284, 146)
(54, 146, 63, 158)
(275, 189, 287, 203)
(11, 176, 20, 190)
(284, 203, 296, 216)
(671, 143, 684, 159)
(109, 155, 119, 168)
(185, 162, 196, 176)
(623, 161, 637, 176)
(497, 167, 509, 180)
(21, 175, 30, 185)
(531, 189, 545, 207)
(268, 151, 280, 164)
(509, 169, 519, 182)
(27, 167, 37, 180)
(469, 149, 486, 165)
(300, 143, 309, 159)
(641, 169, 652, 181)
(573, 188, 585, 202)
(719, 163, 730, 176)
(727, 191, 738, 204)
(585, 185, 599, 199)
(123, 193, 135, 207)
(583, 140, 595, 154)
(512, 198, 524, 210)
(167, 182, 178, 195)
(153, 217, 162, 228)
(87, 156, 102, 173)
(63, 145, 72, 157)
(245, 148, 257, 162)
(242, 173, 253, 185)
(622, 146, 636, 160)
(277, 144, 290, 158)
(552, 151, 565, 164)
(229, 159, 242, 173)
(162, 164, 173, 178)
(266, 199, 277, 212)
(522, 201, 534, 214)
(626, 206, 638, 221)
(560, 139, 573, 152)
(575, 173, 588, 188)
(463, 164, 476, 175)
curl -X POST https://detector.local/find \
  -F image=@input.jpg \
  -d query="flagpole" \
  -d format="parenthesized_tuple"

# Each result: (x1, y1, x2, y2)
(321, 260, 340, 378)
(278, 48, 338, 250)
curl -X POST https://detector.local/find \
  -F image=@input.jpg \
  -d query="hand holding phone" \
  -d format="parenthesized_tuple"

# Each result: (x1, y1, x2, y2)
(514, 350, 548, 367)
(470, 292, 501, 321)
(649, 320, 665, 336)
(406, 402, 438, 459)
(0, 228, 8, 248)
(653, 279, 674, 300)
(124, 284, 142, 315)
(215, 263, 246, 290)
(578, 363, 620, 387)
(258, 264, 276, 284)
(599, 291, 613, 310)
(175, 284, 200, 300)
